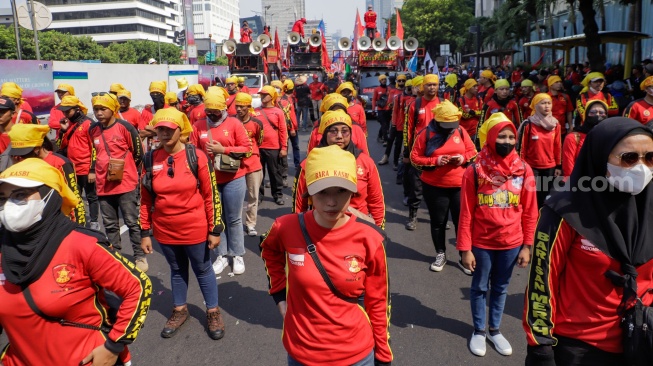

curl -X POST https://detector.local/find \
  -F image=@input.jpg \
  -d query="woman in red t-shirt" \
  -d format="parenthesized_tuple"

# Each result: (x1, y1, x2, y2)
(140, 108, 225, 340)
(457, 112, 538, 357)
(562, 100, 608, 177)
(517, 93, 562, 207)
(410, 100, 477, 272)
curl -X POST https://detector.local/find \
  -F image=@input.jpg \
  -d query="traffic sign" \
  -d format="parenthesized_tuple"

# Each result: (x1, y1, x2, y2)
(187, 45, 198, 58)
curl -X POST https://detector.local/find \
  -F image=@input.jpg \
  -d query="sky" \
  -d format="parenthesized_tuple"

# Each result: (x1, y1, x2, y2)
(239, 0, 367, 37)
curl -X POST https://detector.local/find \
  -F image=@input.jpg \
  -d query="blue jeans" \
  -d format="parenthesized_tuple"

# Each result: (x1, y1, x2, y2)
(296, 106, 310, 129)
(159, 242, 219, 309)
(289, 134, 300, 167)
(470, 246, 521, 331)
(216, 176, 246, 257)
(288, 350, 374, 366)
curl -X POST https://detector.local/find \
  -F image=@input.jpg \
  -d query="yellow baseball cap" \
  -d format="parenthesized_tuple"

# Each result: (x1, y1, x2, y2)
(109, 83, 125, 93)
(55, 83, 75, 96)
(57, 96, 88, 115)
(150, 108, 193, 136)
(305, 145, 357, 195)
(117, 89, 132, 100)
(8, 124, 50, 156)
(318, 110, 352, 134)
(0, 158, 79, 214)
(176, 77, 189, 90)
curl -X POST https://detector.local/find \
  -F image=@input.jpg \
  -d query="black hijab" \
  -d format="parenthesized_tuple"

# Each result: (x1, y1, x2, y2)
(574, 100, 607, 134)
(425, 119, 458, 157)
(546, 117, 653, 310)
(1, 187, 78, 288)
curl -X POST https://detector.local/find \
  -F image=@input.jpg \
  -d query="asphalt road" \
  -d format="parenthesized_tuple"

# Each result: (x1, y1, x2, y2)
(1, 118, 529, 366)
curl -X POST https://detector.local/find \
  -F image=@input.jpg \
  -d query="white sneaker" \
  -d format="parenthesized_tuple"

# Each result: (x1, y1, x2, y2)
(246, 226, 257, 236)
(212, 256, 229, 275)
(488, 332, 512, 355)
(233, 256, 245, 275)
(430, 252, 446, 272)
(469, 332, 486, 356)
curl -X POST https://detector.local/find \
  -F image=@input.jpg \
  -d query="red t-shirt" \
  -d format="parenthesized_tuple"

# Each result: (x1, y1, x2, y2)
(226, 94, 238, 116)
(118, 108, 141, 129)
(241, 117, 264, 173)
(348, 102, 367, 135)
(364, 10, 377, 28)
(549, 92, 574, 131)
(410, 127, 477, 187)
(260, 212, 392, 364)
(293, 151, 385, 228)
(562, 131, 586, 177)
(140, 147, 224, 244)
(623, 99, 653, 125)
(278, 95, 298, 132)
(189, 117, 252, 184)
(478, 85, 495, 104)
(309, 81, 326, 100)
(254, 107, 288, 150)
(457, 162, 538, 251)
(480, 98, 523, 130)
(0, 231, 150, 366)
(511, 71, 522, 83)
(139, 105, 156, 130)
(88, 119, 143, 196)
(187, 104, 206, 125)
(518, 120, 562, 169)
(48, 104, 65, 130)
(405, 96, 442, 154)
(0, 133, 9, 154)
(59, 117, 95, 175)
(518, 95, 534, 119)
(457, 95, 483, 136)
(372, 86, 390, 111)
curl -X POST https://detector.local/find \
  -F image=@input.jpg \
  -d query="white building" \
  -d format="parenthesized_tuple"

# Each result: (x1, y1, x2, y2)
(262, 0, 305, 41)
(192, 0, 240, 43)
(41, 0, 182, 44)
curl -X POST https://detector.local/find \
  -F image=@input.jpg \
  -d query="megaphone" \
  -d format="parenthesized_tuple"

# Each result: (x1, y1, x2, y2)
(404, 37, 419, 52)
(257, 34, 271, 48)
(338, 37, 352, 51)
(288, 32, 301, 45)
(357, 36, 371, 51)
(387, 36, 402, 51)
(309, 34, 322, 48)
(249, 41, 263, 55)
(372, 37, 386, 51)
(222, 39, 237, 55)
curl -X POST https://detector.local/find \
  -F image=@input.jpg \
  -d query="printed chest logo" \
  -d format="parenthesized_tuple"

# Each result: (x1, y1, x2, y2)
(453, 136, 461, 144)
(644, 110, 651, 117)
(344, 255, 364, 277)
(223, 130, 229, 136)
(289, 253, 304, 266)
(52, 264, 76, 287)
(580, 238, 600, 252)
(418, 109, 425, 115)
(357, 165, 364, 177)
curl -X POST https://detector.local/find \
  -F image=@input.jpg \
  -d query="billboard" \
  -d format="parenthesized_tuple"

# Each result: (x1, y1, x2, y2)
(0, 60, 54, 116)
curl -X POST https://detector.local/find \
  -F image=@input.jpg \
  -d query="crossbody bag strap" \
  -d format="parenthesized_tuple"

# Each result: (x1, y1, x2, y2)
(99, 126, 128, 159)
(205, 119, 214, 144)
(22, 287, 106, 331)
(298, 213, 357, 304)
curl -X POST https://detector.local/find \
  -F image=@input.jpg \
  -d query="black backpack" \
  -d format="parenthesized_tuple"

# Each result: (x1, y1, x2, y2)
(142, 144, 200, 197)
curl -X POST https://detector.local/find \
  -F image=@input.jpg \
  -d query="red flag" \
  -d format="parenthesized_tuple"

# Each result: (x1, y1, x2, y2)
(396, 9, 404, 40)
(532, 52, 545, 69)
(386, 19, 391, 40)
(353, 9, 363, 50)
(357, 9, 365, 37)
(274, 28, 281, 55)
(228, 21, 234, 40)
(554, 56, 564, 65)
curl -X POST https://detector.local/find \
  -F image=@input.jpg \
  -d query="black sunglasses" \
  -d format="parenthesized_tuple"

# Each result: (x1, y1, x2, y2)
(167, 156, 174, 178)
(613, 152, 653, 168)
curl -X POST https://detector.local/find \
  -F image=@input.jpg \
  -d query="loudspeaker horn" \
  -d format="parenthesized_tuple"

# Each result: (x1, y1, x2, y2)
(309, 34, 322, 48)
(404, 37, 418, 52)
(222, 39, 237, 55)
(338, 37, 352, 51)
(357, 36, 371, 51)
(257, 34, 271, 48)
(387, 36, 402, 51)
(372, 37, 386, 51)
(287, 31, 301, 45)
(249, 41, 263, 55)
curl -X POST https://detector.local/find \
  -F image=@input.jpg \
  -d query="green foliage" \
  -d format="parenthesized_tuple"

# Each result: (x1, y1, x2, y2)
(401, 0, 476, 54)
(0, 26, 183, 64)
(481, 0, 531, 49)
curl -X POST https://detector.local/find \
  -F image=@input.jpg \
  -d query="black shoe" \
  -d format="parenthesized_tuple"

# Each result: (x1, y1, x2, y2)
(275, 197, 285, 205)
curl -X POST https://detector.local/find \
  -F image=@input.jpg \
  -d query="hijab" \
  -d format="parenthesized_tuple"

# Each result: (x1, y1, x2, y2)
(476, 121, 525, 183)
(528, 93, 558, 131)
(546, 117, 653, 311)
(425, 119, 459, 157)
(574, 100, 608, 134)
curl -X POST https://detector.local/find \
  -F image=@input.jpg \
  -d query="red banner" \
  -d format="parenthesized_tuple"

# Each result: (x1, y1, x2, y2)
(359, 51, 398, 68)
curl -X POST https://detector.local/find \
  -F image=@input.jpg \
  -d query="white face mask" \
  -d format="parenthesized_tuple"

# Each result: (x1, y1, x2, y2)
(607, 163, 653, 195)
(251, 97, 262, 109)
(0, 189, 53, 232)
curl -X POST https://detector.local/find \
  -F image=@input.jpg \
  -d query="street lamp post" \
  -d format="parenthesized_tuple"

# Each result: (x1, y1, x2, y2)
(562, 19, 568, 37)
(264, 5, 271, 26)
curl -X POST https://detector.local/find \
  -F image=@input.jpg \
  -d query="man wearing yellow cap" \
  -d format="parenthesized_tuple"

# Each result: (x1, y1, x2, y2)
(139, 81, 168, 142)
(372, 74, 391, 144)
(255, 85, 288, 204)
(48, 84, 75, 132)
(89, 92, 147, 272)
(576, 72, 619, 118)
(294, 76, 312, 132)
(547, 75, 573, 135)
(380, 75, 406, 166)
(478, 79, 522, 135)
(443, 74, 459, 104)
(624, 76, 653, 125)
(7, 124, 86, 224)
(116, 90, 141, 129)
(0, 82, 37, 125)
(337, 82, 367, 135)
(224, 77, 239, 115)
(237, 77, 250, 94)
(478, 70, 496, 103)
(517, 79, 536, 117)
(457, 78, 483, 140)
(57, 95, 99, 229)
(109, 83, 125, 95)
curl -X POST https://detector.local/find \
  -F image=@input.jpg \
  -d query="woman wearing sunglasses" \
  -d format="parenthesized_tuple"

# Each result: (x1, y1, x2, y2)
(524, 117, 653, 365)
(140, 108, 226, 340)
(562, 100, 609, 177)
(293, 109, 385, 228)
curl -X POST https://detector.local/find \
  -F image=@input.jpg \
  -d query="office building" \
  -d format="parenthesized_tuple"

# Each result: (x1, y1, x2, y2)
(261, 0, 304, 41)
(0, 6, 12, 26)
(41, 0, 183, 44)
(192, 0, 241, 43)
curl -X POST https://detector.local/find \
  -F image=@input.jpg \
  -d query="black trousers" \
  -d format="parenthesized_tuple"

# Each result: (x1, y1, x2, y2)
(384, 126, 403, 165)
(376, 110, 392, 141)
(77, 174, 99, 223)
(403, 165, 423, 209)
(98, 189, 143, 258)
(532, 167, 556, 208)
(260, 148, 283, 199)
(422, 183, 461, 254)
(526, 336, 624, 366)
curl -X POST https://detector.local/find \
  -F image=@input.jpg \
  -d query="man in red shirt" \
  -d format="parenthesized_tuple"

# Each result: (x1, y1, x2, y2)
(185, 84, 207, 125)
(89, 93, 146, 272)
(291, 18, 307, 38)
(278, 80, 299, 186)
(364, 5, 377, 39)
(256, 85, 288, 205)
(510, 66, 523, 86)
(139, 81, 167, 145)
(372, 74, 391, 144)
(116, 90, 141, 129)
(0, 82, 37, 124)
(237, 93, 264, 236)
(309, 74, 326, 119)
(623, 76, 653, 125)
(240, 21, 253, 43)
(57, 96, 99, 229)
(477, 70, 496, 104)
(225, 77, 239, 115)
(479, 79, 523, 132)
(517, 79, 536, 118)
(48, 83, 75, 132)
(547, 75, 573, 135)
(380, 74, 406, 166)
(0, 97, 16, 155)
(576, 72, 619, 118)
(564, 64, 581, 86)
(457, 79, 483, 140)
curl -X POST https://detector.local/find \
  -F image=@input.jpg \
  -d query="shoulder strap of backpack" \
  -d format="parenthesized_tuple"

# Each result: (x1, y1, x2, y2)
(185, 144, 200, 189)
(413, 97, 422, 129)
(516, 120, 530, 153)
(143, 150, 154, 196)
